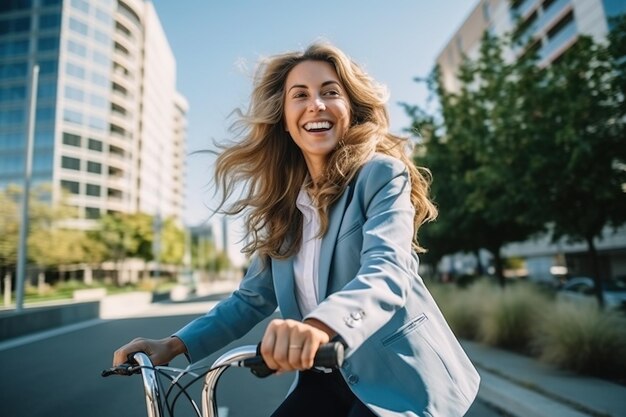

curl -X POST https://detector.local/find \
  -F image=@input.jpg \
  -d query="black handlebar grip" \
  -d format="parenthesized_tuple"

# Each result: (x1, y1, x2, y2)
(243, 342, 345, 378)
(313, 342, 344, 368)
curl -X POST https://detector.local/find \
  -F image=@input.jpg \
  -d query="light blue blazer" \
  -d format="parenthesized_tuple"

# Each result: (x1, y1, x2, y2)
(176, 154, 480, 417)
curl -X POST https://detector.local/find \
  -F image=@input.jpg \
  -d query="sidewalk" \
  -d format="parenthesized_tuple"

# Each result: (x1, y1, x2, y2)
(462, 340, 626, 417)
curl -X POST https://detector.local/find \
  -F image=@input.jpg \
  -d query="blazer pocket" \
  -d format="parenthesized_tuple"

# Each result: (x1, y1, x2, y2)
(336, 220, 363, 243)
(381, 313, 428, 347)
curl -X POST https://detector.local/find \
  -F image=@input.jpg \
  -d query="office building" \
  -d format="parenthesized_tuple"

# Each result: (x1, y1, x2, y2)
(0, 0, 187, 227)
(437, 0, 626, 93)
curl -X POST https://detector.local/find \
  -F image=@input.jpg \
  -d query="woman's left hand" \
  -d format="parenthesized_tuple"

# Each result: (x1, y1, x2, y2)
(260, 318, 335, 372)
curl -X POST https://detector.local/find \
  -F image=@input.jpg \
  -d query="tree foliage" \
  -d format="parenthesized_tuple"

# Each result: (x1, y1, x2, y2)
(409, 24, 626, 296)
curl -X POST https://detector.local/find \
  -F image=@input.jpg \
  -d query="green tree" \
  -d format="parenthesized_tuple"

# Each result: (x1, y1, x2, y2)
(407, 24, 626, 303)
(0, 186, 20, 279)
(409, 33, 546, 286)
(160, 218, 185, 265)
(527, 35, 626, 307)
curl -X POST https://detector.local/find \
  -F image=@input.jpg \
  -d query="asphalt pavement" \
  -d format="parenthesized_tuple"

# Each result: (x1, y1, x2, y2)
(4, 282, 624, 417)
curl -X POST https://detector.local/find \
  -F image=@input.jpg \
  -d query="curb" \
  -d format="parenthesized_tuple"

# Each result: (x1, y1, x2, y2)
(477, 368, 592, 417)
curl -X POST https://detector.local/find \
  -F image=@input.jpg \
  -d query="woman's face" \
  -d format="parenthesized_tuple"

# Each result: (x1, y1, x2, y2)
(283, 60, 351, 180)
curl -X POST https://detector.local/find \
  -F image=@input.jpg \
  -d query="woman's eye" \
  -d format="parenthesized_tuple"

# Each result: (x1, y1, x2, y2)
(324, 90, 340, 96)
(292, 92, 307, 99)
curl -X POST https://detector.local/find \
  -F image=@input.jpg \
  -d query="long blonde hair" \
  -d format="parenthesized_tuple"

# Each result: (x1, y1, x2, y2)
(214, 42, 437, 260)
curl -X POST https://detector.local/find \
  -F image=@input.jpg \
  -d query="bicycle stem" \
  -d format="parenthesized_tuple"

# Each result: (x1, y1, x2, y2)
(133, 352, 165, 417)
(202, 345, 258, 417)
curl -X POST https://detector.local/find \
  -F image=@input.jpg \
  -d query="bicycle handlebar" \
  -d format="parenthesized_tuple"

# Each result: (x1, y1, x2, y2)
(101, 342, 345, 417)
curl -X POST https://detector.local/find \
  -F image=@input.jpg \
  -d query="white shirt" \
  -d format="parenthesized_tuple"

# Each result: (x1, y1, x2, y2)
(293, 186, 322, 317)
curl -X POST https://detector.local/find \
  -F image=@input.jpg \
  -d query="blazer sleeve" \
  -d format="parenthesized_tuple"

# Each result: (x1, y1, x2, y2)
(305, 156, 416, 354)
(173, 255, 278, 362)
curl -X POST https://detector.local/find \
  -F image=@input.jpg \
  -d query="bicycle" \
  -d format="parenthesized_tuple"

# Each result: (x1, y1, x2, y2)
(102, 342, 345, 417)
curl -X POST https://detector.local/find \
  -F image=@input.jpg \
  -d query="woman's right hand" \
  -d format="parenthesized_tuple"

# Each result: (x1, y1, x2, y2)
(113, 336, 186, 366)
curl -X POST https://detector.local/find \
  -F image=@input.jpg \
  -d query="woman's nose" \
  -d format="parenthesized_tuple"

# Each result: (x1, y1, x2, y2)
(309, 97, 326, 111)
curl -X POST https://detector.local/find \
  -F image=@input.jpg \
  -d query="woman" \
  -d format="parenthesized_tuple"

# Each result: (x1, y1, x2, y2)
(113, 42, 480, 417)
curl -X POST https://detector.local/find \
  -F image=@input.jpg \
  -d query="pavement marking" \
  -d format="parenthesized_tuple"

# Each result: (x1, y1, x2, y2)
(0, 318, 106, 351)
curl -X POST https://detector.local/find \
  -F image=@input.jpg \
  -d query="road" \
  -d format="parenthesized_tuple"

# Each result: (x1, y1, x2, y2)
(0, 296, 508, 417)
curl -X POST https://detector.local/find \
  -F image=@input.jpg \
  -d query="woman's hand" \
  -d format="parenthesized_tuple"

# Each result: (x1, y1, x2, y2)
(260, 318, 335, 372)
(113, 336, 186, 366)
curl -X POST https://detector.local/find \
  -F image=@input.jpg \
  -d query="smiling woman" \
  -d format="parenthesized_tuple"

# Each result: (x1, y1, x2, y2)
(113, 42, 479, 417)
(283, 60, 352, 182)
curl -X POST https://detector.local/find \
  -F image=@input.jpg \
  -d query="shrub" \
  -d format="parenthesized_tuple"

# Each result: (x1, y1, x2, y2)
(429, 280, 493, 340)
(533, 301, 626, 378)
(479, 282, 549, 352)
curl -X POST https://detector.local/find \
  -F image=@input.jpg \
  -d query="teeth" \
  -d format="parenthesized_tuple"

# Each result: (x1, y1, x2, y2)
(304, 121, 331, 131)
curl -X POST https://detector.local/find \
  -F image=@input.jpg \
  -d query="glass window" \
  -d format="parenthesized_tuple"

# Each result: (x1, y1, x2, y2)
(0, 109, 25, 125)
(93, 50, 109, 66)
(67, 39, 87, 57)
(90, 94, 106, 108)
(85, 206, 101, 219)
(88, 116, 106, 131)
(61, 179, 80, 194)
(62, 132, 81, 147)
(66, 62, 85, 79)
(88, 138, 103, 151)
(69, 17, 88, 36)
(63, 108, 83, 124)
(37, 82, 57, 99)
(39, 13, 61, 29)
(0, 131, 23, 151)
(91, 72, 107, 87)
(61, 156, 81, 170)
(0, 155, 24, 175)
(0, 0, 33, 13)
(603, 0, 626, 18)
(64, 85, 84, 102)
(33, 149, 54, 173)
(36, 106, 55, 123)
(86, 183, 101, 196)
(87, 161, 102, 173)
(0, 17, 31, 35)
(37, 36, 59, 52)
(71, 0, 89, 13)
(35, 128, 54, 147)
(0, 39, 30, 57)
(0, 85, 26, 103)
(0, 62, 27, 80)
(39, 59, 57, 75)
(42, 0, 61, 6)
(94, 30, 109, 46)
(95, 8, 112, 25)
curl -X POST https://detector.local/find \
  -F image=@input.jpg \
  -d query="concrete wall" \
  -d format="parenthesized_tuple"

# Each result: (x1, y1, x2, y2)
(0, 301, 100, 341)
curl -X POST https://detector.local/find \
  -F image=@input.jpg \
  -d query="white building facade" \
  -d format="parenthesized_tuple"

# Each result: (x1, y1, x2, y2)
(0, 0, 186, 226)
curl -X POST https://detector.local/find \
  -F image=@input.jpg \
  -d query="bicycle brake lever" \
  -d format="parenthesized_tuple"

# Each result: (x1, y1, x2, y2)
(101, 352, 142, 377)
(242, 356, 276, 378)
(101, 362, 139, 377)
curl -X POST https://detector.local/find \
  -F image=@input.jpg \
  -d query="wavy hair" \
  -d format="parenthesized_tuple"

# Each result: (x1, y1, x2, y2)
(214, 42, 437, 260)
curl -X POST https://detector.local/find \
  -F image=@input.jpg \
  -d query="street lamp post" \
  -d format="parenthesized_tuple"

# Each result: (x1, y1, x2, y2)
(15, 64, 39, 312)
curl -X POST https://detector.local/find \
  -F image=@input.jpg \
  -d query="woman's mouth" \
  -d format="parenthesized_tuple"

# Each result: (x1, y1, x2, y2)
(304, 121, 333, 132)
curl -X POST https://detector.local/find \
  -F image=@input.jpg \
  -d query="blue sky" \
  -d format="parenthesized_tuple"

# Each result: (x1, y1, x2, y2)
(149, 0, 478, 256)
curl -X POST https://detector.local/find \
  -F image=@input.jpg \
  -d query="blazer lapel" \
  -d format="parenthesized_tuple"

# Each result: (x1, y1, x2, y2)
(272, 257, 302, 320)
(317, 184, 352, 300)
